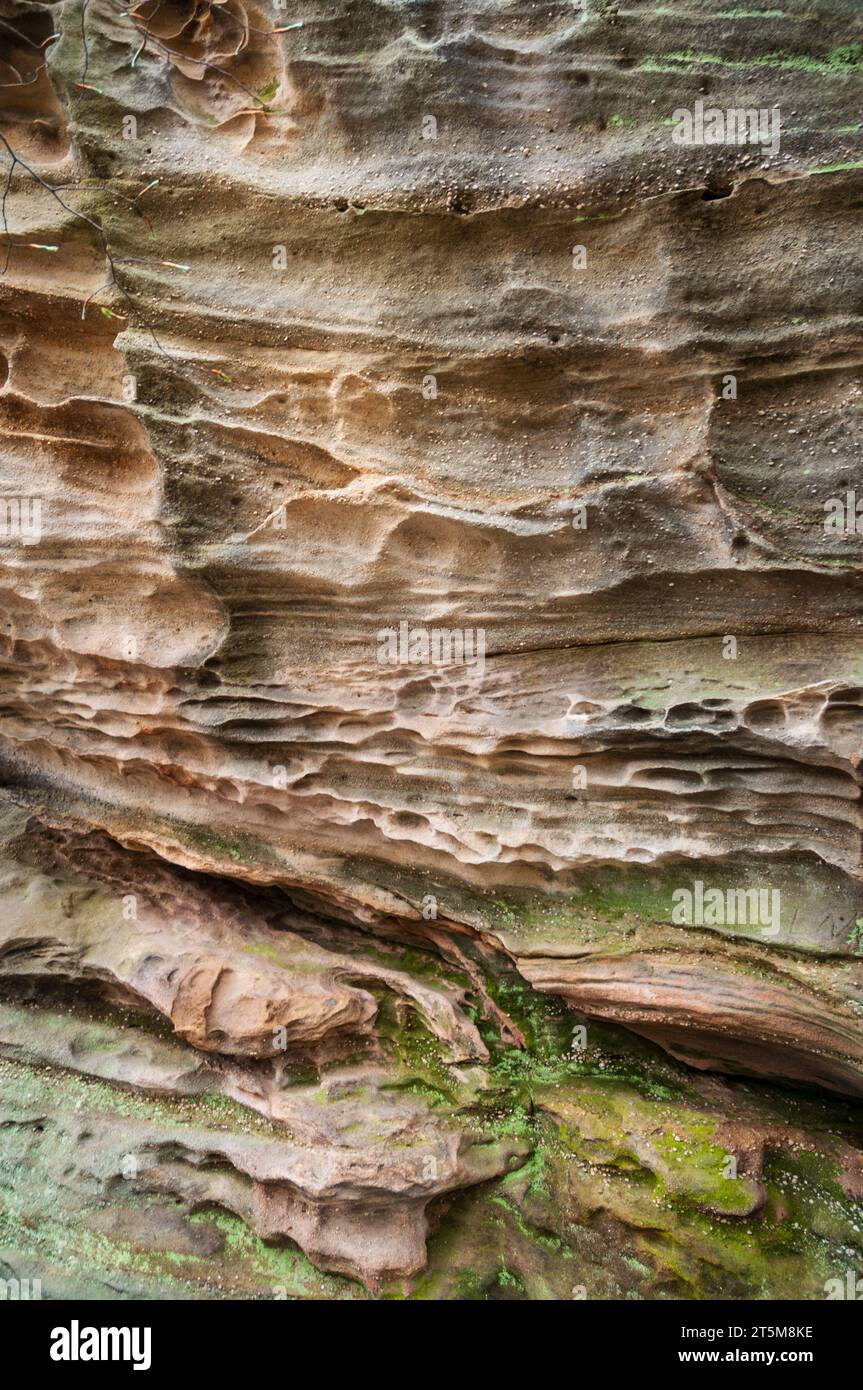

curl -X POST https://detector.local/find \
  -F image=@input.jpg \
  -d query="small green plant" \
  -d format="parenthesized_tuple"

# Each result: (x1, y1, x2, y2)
(847, 919, 863, 955)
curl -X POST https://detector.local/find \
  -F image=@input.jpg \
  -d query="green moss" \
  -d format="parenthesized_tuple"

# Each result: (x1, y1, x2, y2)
(809, 161, 863, 175)
(501, 1150, 551, 1199)
(643, 44, 863, 75)
(2, 843, 861, 1301)
(0, 1055, 285, 1138)
(374, 993, 462, 1106)
(0, 1206, 208, 1296)
(181, 827, 248, 863)
(651, 1127, 758, 1216)
(187, 1208, 362, 1299)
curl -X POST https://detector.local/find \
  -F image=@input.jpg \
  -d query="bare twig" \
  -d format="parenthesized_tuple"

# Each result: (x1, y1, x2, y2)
(0, 16, 56, 89)
(0, 65, 48, 91)
(0, 131, 173, 358)
(0, 15, 47, 51)
(79, 0, 91, 84)
(0, 0, 293, 366)
(0, 157, 14, 276)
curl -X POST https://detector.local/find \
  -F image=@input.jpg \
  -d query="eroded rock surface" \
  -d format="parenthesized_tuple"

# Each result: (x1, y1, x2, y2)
(0, 0, 862, 1298)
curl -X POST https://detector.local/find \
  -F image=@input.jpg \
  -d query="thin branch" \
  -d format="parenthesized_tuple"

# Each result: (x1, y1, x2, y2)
(80, 276, 116, 317)
(1, 157, 14, 276)
(79, 0, 91, 85)
(0, 131, 174, 358)
(0, 130, 110, 253)
(0, 15, 47, 51)
(121, 0, 170, 69)
(0, 0, 294, 366)
(0, 65, 48, 91)
(0, 17, 55, 88)
(116, 0, 287, 43)
(112, 0, 283, 107)
(131, 26, 272, 108)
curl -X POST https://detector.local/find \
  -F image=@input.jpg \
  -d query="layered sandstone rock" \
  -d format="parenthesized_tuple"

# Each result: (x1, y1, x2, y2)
(0, 0, 861, 1298)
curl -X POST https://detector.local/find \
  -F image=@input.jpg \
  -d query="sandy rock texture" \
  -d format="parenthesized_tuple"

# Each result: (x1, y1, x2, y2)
(0, 0, 862, 1298)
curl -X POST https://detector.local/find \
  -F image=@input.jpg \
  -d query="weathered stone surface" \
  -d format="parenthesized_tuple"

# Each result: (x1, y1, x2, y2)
(0, 0, 862, 1298)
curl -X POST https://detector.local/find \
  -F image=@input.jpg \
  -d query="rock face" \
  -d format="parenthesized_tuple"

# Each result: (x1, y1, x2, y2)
(0, 0, 862, 1299)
